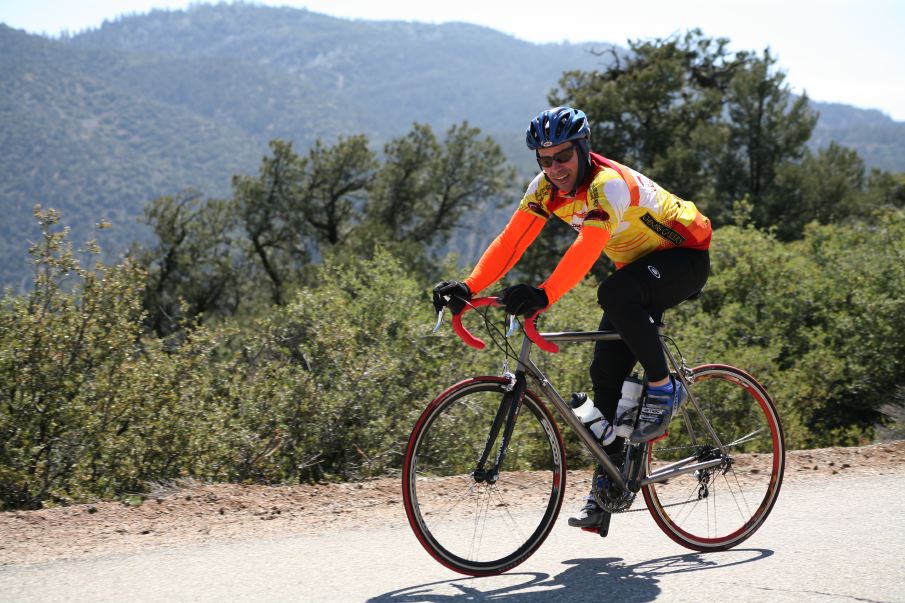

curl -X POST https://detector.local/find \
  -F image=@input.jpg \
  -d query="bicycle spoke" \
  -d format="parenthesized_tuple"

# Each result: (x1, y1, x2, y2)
(643, 365, 784, 551)
(403, 379, 565, 575)
(725, 427, 767, 448)
(722, 469, 753, 523)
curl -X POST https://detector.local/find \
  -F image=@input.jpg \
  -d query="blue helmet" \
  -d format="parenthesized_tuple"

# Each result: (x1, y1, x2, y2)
(525, 106, 590, 150)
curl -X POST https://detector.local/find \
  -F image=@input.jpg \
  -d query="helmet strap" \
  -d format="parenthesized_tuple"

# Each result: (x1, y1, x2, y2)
(569, 139, 592, 196)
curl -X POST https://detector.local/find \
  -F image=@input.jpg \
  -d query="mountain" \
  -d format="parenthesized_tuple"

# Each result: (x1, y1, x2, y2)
(0, 24, 260, 288)
(807, 101, 905, 171)
(0, 5, 611, 287)
(62, 5, 607, 143)
(1, 3, 902, 288)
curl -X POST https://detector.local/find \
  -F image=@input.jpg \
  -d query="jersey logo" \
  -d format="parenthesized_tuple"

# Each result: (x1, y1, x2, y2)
(527, 202, 550, 218)
(648, 265, 661, 279)
(641, 212, 685, 245)
(585, 209, 610, 223)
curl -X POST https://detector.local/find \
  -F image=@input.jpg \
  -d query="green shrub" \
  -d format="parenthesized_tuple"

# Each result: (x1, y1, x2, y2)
(2, 206, 902, 509)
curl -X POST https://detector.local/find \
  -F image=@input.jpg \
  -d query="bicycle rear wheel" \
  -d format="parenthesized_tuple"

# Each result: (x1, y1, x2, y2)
(402, 376, 566, 576)
(643, 364, 785, 551)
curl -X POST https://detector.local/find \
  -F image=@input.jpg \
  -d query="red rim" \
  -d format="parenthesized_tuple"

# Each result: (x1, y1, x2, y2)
(401, 377, 567, 575)
(642, 364, 785, 550)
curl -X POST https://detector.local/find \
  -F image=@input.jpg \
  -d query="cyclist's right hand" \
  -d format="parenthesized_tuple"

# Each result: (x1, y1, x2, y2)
(432, 280, 472, 315)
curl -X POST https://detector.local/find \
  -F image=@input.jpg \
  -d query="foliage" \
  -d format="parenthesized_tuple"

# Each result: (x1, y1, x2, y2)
(355, 122, 517, 273)
(0, 211, 476, 508)
(768, 143, 905, 240)
(247, 248, 477, 482)
(668, 209, 905, 448)
(1, 207, 148, 508)
(553, 30, 818, 231)
(2, 205, 904, 508)
(137, 191, 241, 334)
(136, 123, 513, 328)
(229, 137, 377, 305)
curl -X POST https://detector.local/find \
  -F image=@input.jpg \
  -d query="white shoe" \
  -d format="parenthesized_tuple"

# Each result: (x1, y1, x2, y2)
(567, 495, 604, 528)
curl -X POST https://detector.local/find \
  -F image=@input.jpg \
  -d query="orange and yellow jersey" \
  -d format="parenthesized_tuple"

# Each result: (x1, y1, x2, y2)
(464, 153, 711, 305)
(519, 153, 711, 266)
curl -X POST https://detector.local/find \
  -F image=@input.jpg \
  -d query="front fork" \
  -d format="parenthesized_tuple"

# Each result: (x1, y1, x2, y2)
(472, 371, 527, 484)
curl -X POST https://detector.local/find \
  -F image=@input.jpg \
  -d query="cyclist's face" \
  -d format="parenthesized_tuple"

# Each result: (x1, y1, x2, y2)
(537, 142, 579, 192)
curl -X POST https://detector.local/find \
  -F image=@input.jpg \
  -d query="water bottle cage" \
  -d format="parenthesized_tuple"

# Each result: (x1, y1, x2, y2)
(586, 416, 614, 442)
(614, 409, 637, 428)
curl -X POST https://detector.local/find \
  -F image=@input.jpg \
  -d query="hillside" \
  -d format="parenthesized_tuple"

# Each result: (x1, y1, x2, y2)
(808, 101, 905, 171)
(63, 5, 608, 143)
(1, 3, 903, 288)
(0, 6, 608, 287)
(0, 24, 260, 288)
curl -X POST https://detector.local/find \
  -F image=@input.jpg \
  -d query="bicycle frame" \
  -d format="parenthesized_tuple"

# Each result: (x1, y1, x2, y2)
(523, 328, 729, 492)
(453, 299, 731, 494)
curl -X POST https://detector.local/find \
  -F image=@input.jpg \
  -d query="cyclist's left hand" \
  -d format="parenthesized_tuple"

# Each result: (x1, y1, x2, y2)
(501, 284, 548, 317)
(432, 280, 472, 315)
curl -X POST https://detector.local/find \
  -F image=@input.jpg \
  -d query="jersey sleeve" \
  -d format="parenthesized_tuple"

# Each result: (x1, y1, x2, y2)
(463, 209, 546, 295)
(539, 226, 610, 304)
(517, 172, 555, 219)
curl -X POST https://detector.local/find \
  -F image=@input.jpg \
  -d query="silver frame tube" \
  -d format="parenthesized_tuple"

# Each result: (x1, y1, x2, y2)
(508, 327, 730, 489)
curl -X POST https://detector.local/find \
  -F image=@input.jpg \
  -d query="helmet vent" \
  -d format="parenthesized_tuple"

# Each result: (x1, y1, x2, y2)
(525, 106, 590, 150)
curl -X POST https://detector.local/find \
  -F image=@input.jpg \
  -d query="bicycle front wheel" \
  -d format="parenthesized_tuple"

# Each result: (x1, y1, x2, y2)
(643, 364, 785, 551)
(402, 377, 566, 576)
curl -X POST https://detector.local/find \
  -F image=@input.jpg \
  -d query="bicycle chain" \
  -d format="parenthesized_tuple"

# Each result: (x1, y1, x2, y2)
(619, 498, 706, 513)
(611, 442, 733, 513)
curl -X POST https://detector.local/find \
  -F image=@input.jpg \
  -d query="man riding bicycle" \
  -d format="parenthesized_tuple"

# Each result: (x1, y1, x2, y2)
(432, 106, 712, 528)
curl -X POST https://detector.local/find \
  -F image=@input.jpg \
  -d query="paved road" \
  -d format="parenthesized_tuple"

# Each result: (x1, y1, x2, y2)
(3, 472, 904, 602)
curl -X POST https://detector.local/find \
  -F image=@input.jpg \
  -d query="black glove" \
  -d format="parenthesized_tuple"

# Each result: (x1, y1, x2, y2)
(432, 280, 472, 315)
(501, 284, 548, 317)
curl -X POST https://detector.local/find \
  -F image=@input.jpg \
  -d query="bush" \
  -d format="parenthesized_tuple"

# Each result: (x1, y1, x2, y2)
(669, 209, 905, 447)
(3, 206, 902, 509)
(0, 218, 482, 507)
(0, 208, 147, 507)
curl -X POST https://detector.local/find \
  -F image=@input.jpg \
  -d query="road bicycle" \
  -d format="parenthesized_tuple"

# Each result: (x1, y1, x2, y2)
(402, 297, 785, 576)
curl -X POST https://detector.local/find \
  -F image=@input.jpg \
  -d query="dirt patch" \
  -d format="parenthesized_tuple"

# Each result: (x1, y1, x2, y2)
(2, 440, 903, 566)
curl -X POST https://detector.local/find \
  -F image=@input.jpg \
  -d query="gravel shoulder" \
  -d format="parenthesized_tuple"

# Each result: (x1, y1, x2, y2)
(2, 440, 903, 567)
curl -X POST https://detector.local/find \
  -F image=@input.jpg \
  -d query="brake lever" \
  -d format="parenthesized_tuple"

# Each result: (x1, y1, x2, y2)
(506, 314, 520, 337)
(432, 308, 444, 333)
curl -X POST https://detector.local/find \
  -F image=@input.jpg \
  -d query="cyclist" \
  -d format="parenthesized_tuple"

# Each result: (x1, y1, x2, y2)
(432, 106, 712, 528)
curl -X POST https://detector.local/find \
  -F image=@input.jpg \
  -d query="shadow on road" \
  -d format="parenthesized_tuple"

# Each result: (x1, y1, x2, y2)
(369, 548, 773, 602)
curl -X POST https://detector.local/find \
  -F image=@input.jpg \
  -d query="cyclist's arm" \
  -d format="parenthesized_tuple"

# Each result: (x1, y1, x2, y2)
(539, 225, 610, 304)
(464, 209, 545, 295)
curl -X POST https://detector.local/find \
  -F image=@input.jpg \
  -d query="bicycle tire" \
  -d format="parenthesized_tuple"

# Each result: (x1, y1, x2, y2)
(643, 364, 785, 551)
(402, 376, 566, 576)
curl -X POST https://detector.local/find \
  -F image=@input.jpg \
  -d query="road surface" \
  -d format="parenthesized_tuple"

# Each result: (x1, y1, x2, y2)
(3, 472, 904, 602)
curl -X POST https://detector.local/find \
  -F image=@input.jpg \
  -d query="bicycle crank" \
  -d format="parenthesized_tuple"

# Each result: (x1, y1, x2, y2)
(591, 466, 636, 513)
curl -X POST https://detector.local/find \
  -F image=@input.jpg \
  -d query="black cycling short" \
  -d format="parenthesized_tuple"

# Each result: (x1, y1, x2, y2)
(589, 247, 710, 433)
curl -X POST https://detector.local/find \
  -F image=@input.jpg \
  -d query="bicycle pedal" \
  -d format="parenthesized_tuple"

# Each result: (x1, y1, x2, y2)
(579, 511, 612, 536)
(597, 510, 612, 537)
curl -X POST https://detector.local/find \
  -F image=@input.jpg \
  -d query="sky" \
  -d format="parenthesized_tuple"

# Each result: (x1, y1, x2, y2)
(2, 0, 904, 120)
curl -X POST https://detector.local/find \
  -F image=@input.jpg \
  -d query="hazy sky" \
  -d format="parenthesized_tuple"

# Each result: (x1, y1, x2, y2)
(2, 0, 903, 120)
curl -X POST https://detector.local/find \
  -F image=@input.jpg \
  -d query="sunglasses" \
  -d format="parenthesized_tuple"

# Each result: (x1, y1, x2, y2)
(536, 146, 576, 168)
